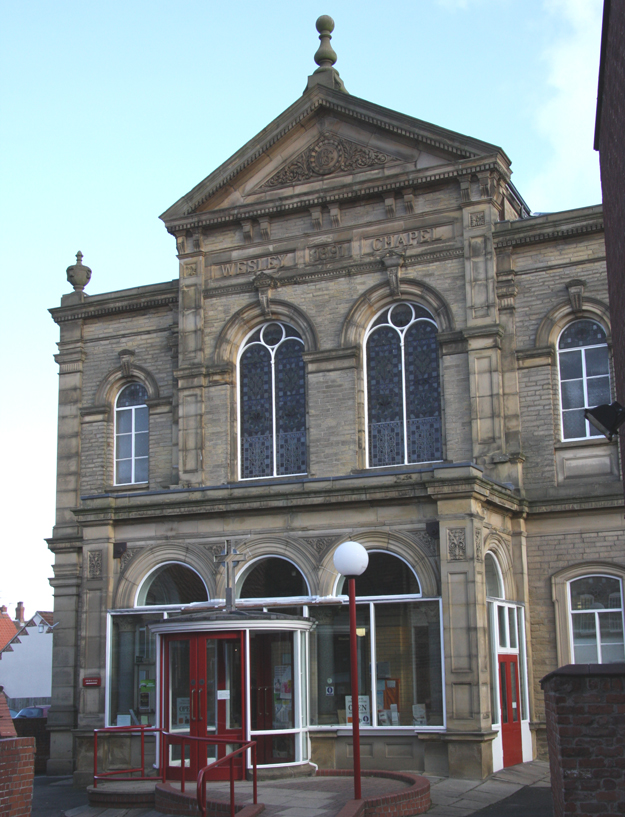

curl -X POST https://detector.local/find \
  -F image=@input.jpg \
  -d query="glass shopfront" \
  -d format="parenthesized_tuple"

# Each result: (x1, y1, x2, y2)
(106, 552, 446, 773)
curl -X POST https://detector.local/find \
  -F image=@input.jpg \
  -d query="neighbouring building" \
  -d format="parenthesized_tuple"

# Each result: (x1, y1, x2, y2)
(0, 610, 54, 712)
(595, 0, 625, 481)
(47, 17, 625, 787)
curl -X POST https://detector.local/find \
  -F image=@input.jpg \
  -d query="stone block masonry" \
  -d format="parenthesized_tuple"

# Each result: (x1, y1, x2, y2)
(541, 664, 625, 817)
(0, 736, 36, 817)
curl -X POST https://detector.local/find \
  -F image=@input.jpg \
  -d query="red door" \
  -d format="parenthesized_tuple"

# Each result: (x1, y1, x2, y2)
(163, 632, 245, 781)
(250, 631, 295, 764)
(498, 654, 522, 767)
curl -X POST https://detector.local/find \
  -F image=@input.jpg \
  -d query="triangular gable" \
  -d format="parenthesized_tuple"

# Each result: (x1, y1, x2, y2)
(160, 84, 508, 225)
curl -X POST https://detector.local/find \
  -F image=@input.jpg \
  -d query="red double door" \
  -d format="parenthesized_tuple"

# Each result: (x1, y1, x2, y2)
(498, 654, 522, 767)
(163, 632, 245, 781)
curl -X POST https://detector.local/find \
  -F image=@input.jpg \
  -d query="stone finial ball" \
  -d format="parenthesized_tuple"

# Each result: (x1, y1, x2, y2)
(316, 15, 335, 33)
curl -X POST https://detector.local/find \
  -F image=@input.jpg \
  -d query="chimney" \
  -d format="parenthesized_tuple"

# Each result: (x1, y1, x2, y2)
(15, 602, 24, 626)
(0, 606, 7, 615)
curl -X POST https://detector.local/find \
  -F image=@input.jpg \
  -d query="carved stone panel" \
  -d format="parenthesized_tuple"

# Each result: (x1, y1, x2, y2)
(88, 550, 103, 579)
(447, 529, 467, 561)
(262, 135, 393, 189)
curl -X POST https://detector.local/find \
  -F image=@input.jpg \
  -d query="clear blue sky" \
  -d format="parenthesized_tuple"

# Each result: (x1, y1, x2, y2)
(0, 0, 603, 616)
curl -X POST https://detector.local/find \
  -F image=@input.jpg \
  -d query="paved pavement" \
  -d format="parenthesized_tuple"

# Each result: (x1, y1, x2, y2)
(31, 759, 552, 817)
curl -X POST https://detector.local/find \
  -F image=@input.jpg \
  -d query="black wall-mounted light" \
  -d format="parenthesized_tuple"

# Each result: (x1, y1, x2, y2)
(584, 402, 625, 441)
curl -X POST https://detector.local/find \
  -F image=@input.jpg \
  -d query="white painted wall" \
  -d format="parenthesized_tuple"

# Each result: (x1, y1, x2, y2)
(0, 613, 53, 698)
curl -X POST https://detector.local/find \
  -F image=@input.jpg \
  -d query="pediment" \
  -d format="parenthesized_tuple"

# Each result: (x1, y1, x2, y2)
(160, 86, 508, 226)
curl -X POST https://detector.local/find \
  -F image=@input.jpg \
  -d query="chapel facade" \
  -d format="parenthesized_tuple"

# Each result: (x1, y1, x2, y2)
(47, 18, 625, 786)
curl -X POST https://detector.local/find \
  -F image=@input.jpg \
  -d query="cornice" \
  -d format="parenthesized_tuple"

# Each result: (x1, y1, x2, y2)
(527, 494, 624, 515)
(50, 291, 178, 324)
(493, 219, 604, 250)
(166, 157, 507, 235)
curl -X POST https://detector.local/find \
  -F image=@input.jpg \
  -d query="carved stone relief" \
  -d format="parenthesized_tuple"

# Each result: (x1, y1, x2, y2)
(120, 548, 136, 573)
(410, 530, 438, 557)
(447, 528, 467, 561)
(474, 528, 483, 561)
(262, 135, 392, 189)
(88, 550, 103, 579)
(303, 536, 337, 556)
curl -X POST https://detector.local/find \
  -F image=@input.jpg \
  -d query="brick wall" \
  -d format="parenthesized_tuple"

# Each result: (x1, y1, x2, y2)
(0, 736, 35, 817)
(541, 664, 625, 817)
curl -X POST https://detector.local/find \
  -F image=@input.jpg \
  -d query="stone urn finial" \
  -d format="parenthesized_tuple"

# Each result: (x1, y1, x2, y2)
(66, 251, 92, 292)
(314, 16, 338, 71)
(306, 15, 347, 93)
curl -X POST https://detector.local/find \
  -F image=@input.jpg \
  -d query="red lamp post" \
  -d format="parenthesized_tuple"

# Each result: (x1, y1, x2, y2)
(333, 541, 369, 801)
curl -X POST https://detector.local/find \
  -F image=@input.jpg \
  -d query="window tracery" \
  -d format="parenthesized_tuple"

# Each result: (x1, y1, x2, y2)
(239, 323, 307, 479)
(365, 303, 442, 467)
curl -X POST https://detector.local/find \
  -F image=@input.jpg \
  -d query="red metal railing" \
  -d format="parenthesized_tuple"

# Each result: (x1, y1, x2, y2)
(196, 741, 258, 817)
(93, 726, 257, 817)
(93, 724, 161, 786)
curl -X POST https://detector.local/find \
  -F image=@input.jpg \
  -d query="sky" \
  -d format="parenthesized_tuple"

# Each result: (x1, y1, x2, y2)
(0, 0, 604, 617)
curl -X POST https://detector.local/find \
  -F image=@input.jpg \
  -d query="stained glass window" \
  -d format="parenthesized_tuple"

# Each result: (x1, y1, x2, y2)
(558, 320, 610, 440)
(239, 323, 306, 479)
(366, 304, 442, 467)
(115, 383, 149, 484)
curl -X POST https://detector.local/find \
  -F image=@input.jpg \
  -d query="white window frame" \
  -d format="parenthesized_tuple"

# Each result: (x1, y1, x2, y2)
(114, 384, 149, 485)
(363, 302, 442, 469)
(557, 321, 611, 442)
(567, 574, 625, 664)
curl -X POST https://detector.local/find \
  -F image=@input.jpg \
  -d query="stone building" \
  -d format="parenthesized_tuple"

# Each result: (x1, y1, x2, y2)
(47, 18, 624, 787)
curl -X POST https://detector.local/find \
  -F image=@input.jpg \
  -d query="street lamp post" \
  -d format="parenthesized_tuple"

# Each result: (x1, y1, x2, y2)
(333, 541, 369, 801)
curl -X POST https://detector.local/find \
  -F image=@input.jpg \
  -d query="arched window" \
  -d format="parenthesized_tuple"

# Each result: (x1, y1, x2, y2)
(485, 552, 504, 599)
(115, 383, 149, 484)
(239, 323, 307, 479)
(239, 557, 309, 599)
(568, 575, 624, 663)
(136, 563, 209, 606)
(336, 551, 421, 597)
(365, 303, 442, 467)
(558, 320, 610, 440)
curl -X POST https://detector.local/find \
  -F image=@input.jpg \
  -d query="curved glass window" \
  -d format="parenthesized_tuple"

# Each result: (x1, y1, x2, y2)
(137, 564, 208, 606)
(569, 575, 624, 663)
(239, 323, 306, 479)
(558, 320, 610, 440)
(115, 383, 149, 484)
(365, 303, 442, 467)
(239, 557, 309, 599)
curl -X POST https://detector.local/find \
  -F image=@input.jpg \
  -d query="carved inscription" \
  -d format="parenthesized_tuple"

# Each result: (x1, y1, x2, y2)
(447, 528, 466, 561)
(363, 224, 453, 255)
(306, 242, 352, 265)
(212, 252, 295, 278)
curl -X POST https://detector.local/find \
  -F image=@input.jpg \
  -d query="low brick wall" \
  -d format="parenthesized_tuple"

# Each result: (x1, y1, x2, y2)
(541, 663, 625, 817)
(154, 770, 430, 817)
(0, 736, 36, 817)
(318, 770, 431, 817)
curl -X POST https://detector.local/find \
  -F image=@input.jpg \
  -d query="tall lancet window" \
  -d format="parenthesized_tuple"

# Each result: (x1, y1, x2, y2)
(239, 322, 307, 479)
(365, 303, 442, 467)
